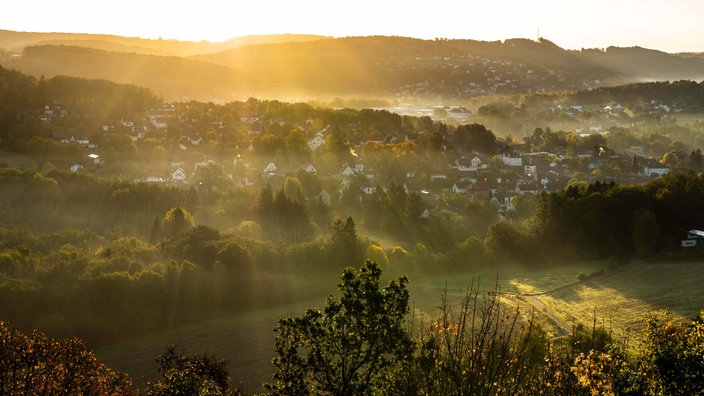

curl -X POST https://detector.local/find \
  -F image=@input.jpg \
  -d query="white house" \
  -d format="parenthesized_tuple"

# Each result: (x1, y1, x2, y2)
(453, 156, 485, 171)
(430, 174, 447, 182)
(317, 189, 331, 207)
(361, 185, 376, 195)
(644, 165, 669, 177)
(499, 154, 523, 167)
(524, 164, 538, 179)
(145, 176, 163, 183)
(263, 162, 277, 174)
(341, 165, 355, 177)
(307, 132, 326, 151)
(304, 163, 317, 174)
(172, 168, 187, 182)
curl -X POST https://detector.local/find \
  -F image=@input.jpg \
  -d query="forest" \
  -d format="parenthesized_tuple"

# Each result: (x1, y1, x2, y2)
(2, 65, 704, 393)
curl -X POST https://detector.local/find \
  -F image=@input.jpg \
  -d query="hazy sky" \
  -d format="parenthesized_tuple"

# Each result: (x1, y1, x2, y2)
(3, 0, 703, 53)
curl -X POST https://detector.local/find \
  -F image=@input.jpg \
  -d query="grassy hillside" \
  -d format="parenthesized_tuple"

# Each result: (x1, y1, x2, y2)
(509, 261, 704, 350)
(96, 260, 704, 392)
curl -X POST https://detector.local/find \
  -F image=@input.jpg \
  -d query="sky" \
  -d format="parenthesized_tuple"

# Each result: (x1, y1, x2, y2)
(3, 0, 703, 53)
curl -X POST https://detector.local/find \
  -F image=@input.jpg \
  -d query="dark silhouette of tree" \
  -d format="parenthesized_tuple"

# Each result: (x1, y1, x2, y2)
(455, 123, 497, 153)
(266, 260, 412, 395)
(146, 345, 242, 396)
(149, 216, 162, 244)
(331, 216, 361, 266)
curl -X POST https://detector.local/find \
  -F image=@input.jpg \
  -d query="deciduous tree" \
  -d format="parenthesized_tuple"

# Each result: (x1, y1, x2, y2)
(266, 260, 412, 395)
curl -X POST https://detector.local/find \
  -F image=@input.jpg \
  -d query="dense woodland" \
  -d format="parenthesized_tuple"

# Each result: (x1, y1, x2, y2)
(3, 62, 704, 393)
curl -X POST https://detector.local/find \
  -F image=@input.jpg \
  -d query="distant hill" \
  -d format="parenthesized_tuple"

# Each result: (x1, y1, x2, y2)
(0, 45, 259, 101)
(0, 29, 328, 57)
(2, 32, 704, 102)
(576, 46, 704, 82)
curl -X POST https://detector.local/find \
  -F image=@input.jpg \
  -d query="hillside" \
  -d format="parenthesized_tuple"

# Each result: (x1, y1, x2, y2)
(0, 29, 327, 57)
(3, 33, 704, 102)
(0, 45, 259, 101)
(576, 46, 704, 82)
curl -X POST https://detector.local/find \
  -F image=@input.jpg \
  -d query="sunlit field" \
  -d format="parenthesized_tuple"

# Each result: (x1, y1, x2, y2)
(526, 262, 704, 343)
(93, 259, 704, 392)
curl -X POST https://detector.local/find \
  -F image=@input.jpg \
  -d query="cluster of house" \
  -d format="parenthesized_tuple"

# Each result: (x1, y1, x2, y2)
(42, 99, 679, 219)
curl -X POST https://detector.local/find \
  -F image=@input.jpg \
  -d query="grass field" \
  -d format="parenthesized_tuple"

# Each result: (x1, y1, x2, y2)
(510, 261, 704, 354)
(673, 113, 704, 127)
(95, 260, 704, 393)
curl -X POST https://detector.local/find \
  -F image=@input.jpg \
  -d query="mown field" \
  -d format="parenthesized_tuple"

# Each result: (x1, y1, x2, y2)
(514, 261, 704, 352)
(673, 113, 704, 127)
(96, 260, 704, 393)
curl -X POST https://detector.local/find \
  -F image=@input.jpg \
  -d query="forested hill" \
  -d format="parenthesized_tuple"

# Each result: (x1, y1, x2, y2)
(3, 34, 704, 101)
(0, 65, 159, 122)
(0, 29, 328, 57)
(1, 45, 258, 101)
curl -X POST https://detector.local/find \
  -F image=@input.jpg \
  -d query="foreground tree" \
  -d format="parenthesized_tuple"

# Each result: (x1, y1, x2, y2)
(266, 260, 413, 395)
(0, 321, 135, 395)
(639, 311, 704, 396)
(145, 345, 242, 396)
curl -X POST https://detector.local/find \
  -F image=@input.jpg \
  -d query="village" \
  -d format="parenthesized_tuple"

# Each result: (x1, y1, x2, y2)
(42, 96, 688, 221)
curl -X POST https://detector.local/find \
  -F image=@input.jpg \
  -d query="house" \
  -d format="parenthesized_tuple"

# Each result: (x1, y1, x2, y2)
(303, 164, 317, 174)
(361, 185, 376, 195)
(430, 174, 447, 182)
(308, 132, 326, 151)
(60, 136, 91, 147)
(514, 182, 543, 194)
(341, 165, 355, 177)
(317, 189, 331, 207)
(524, 164, 538, 179)
(70, 164, 83, 172)
(498, 153, 523, 167)
(682, 229, 704, 248)
(490, 193, 514, 213)
(452, 155, 485, 172)
(88, 153, 101, 165)
(144, 176, 164, 183)
(643, 166, 669, 177)
(642, 159, 669, 177)
(172, 168, 187, 183)
(262, 162, 277, 174)
(452, 182, 471, 194)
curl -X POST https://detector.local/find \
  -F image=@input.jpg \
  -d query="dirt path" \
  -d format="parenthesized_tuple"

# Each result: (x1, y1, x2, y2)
(523, 294, 571, 338)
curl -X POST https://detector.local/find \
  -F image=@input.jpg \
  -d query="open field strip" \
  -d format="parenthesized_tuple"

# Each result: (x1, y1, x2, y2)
(513, 262, 704, 349)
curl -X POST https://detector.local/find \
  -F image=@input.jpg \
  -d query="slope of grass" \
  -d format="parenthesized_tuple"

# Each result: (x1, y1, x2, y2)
(96, 260, 704, 392)
(511, 261, 704, 349)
